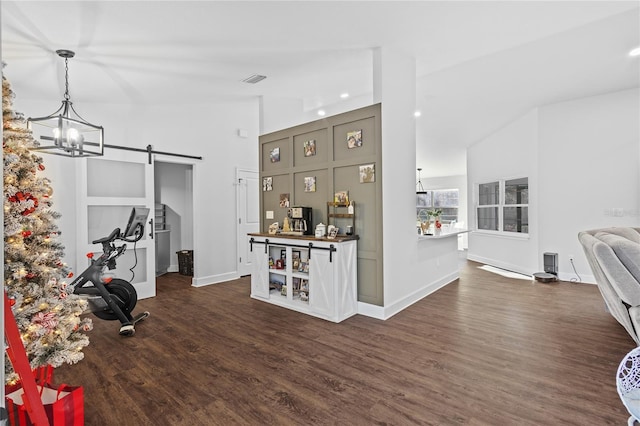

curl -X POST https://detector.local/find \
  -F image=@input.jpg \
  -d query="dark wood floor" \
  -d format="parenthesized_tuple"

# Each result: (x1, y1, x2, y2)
(55, 259, 634, 425)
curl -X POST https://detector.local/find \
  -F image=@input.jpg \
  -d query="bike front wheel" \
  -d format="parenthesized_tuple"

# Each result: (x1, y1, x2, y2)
(93, 278, 138, 321)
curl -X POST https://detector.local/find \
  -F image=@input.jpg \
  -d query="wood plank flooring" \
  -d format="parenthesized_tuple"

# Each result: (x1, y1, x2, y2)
(55, 259, 635, 425)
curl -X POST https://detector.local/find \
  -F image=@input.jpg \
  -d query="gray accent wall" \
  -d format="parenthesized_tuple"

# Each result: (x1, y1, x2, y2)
(259, 104, 384, 305)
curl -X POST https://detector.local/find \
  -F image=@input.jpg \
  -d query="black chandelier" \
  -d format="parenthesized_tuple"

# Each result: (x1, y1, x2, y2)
(28, 49, 103, 158)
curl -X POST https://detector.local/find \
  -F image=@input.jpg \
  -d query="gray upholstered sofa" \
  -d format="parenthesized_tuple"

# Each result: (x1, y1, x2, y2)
(579, 227, 640, 345)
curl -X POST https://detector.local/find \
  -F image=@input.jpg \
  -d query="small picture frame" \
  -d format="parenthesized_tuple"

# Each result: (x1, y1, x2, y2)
(359, 164, 375, 183)
(304, 139, 316, 157)
(327, 227, 339, 239)
(303, 262, 309, 273)
(298, 261, 307, 273)
(347, 130, 362, 149)
(263, 176, 273, 192)
(275, 258, 284, 270)
(270, 147, 280, 163)
(334, 190, 349, 204)
(304, 176, 316, 192)
(292, 250, 301, 260)
(279, 193, 290, 208)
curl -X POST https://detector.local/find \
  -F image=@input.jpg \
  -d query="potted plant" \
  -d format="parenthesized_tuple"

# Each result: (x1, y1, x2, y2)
(427, 209, 442, 234)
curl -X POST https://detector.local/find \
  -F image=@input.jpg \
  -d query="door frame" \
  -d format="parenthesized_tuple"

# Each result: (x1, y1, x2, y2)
(236, 168, 259, 276)
(153, 155, 196, 280)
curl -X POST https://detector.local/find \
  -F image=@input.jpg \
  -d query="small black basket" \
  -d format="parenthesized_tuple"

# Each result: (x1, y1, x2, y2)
(177, 250, 193, 276)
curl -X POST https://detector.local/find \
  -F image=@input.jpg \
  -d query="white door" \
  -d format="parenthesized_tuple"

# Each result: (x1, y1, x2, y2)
(77, 151, 156, 299)
(237, 169, 259, 276)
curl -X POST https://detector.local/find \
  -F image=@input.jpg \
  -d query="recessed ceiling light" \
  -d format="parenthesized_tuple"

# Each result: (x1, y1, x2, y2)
(630, 47, 640, 57)
(318, 110, 326, 116)
(414, 111, 422, 117)
(340, 93, 349, 99)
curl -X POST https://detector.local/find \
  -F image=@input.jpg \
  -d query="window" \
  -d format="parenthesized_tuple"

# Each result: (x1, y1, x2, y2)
(416, 189, 459, 222)
(476, 178, 528, 234)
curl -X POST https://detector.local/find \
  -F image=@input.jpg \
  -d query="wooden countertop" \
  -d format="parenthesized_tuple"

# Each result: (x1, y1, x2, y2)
(248, 232, 359, 243)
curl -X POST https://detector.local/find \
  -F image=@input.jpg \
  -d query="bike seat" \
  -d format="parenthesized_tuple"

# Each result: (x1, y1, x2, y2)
(92, 228, 121, 244)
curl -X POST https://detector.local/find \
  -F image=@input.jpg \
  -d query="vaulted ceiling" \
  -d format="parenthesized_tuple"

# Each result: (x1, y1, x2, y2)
(2, 1, 639, 177)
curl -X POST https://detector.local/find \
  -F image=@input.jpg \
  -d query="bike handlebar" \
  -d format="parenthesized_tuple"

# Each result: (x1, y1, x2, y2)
(91, 223, 145, 246)
(92, 228, 121, 245)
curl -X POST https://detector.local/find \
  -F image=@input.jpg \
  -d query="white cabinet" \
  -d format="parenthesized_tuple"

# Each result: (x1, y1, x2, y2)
(248, 234, 358, 323)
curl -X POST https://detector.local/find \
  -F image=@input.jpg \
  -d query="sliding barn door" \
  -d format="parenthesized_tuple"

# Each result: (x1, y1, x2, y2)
(77, 151, 156, 299)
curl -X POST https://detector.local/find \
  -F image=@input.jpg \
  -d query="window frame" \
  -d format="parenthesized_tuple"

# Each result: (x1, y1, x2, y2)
(416, 188, 459, 223)
(475, 177, 529, 236)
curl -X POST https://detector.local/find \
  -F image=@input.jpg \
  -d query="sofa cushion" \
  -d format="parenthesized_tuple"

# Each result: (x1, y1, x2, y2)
(596, 233, 640, 284)
(598, 227, 640, 243)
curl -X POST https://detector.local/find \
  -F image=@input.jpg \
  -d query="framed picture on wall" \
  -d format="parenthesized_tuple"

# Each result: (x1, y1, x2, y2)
(334, 190, 349, 204)
(279, 193, 290, 208)
(304, 176, 316, 192)
(359, 164, 375, 183)
(263, 176, 273, 191)
(347, 129, 362, 149)
(304, 139, 316, 157)
(270, 147, 280, 163)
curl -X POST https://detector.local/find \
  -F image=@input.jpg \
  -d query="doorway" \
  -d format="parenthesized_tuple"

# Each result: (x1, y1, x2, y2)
(236, 169, 259, 276)
(154, 161, 194, 277)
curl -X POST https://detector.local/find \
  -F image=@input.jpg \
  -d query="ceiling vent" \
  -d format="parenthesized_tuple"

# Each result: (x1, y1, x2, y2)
(242, 74, 267, 84)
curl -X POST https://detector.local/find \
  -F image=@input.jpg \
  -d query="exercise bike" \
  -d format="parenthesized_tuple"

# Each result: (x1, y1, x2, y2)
(68, 207, 150, 336)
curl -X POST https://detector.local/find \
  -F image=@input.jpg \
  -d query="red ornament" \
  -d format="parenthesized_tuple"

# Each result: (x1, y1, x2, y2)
(21, 230, 32, 238)
(25, 273, 36, 279)
(9, 298, 16, 307)
(67, 272, 74, 278)
(8, 191, 39, 215)
(86, 252, 94, 259)
(38, 164, 45, 171)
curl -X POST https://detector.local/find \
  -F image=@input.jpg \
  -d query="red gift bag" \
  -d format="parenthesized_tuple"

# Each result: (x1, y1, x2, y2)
(5, 366, 84, 426)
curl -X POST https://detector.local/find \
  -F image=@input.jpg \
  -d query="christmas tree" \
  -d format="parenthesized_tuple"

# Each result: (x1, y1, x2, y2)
(3, 70, 92, 384)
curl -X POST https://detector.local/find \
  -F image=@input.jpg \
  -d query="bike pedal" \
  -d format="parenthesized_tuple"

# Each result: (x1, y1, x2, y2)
(119, 324, 135, 336)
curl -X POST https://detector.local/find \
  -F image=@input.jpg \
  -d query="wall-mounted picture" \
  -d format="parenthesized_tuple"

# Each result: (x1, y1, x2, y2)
(279, 193, 290, 208)
(263, 176, 273, 192)
(304, 139, 316, 157)
(347, 129, 363, 149)
(334, 190, 349, 204)
(304, 176, 316, 192)
(270, 147, 280, 163)
(359, 164, 375, 183)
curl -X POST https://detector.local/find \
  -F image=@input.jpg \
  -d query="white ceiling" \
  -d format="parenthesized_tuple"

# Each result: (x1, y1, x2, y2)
(2, 1, 639, 177)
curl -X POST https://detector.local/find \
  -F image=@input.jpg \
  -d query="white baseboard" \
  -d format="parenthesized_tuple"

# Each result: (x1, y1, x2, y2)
(357, 271, 459, 320)
(467, 253, 533, 276)
(191, 271, 240, 287)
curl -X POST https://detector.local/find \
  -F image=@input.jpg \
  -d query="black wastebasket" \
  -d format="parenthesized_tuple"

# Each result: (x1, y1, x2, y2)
(177, 250, 193, 276)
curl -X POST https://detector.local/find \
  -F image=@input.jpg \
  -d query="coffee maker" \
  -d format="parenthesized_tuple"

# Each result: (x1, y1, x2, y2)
(287, 207, 312, 235)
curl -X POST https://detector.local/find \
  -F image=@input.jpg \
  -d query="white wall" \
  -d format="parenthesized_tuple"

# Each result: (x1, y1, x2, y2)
(12, 95, 260, 285)
(467, 110, 540, 275)
(466, 88, 640, 281)
(259, 94, 374, 135)
(538, 88, 640, 282)
(131, 101, 260, 285)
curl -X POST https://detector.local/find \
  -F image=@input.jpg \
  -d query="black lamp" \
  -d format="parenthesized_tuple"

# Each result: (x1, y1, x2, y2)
(28, 49, 103, 158)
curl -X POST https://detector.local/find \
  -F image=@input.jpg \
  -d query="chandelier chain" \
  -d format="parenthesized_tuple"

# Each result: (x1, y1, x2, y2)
(63, 57, 70, 101)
